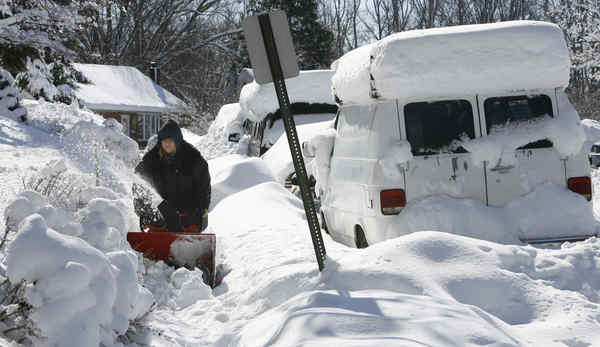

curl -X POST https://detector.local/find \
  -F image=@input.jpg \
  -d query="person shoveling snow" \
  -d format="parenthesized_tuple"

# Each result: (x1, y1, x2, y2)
(135, 119, 211, 231)
(128, 120, 217, 287)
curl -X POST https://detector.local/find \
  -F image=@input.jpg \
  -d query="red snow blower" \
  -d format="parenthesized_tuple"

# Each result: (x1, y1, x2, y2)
(128, 184, 216, 287)
(127, 231, 216, 287)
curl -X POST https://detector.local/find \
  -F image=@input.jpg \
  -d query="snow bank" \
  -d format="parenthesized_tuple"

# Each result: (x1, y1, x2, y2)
(208, 155, 276, 210)
(207, 182, 600, 346)
(462, 92, 585, 166)
(64, 119, 139, 167)
(194, 103, 249, 160)
(262, 120, 335, 183)
(5, 214, 152, 347)
(76, 197, 138, 251)
(1, 100, 155, 346)
(240, 70, 334, 122)
(385, 182, 597, 244)
(332, 21, 570, 104)
(73, 63, 185, 113)
(61, 118, 139, 195)
(236, 290, 523, 347)
(25, 98, 104, 134)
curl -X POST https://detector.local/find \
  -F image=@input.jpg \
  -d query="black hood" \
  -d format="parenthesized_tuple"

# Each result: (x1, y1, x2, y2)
(158, 120, 183, 148)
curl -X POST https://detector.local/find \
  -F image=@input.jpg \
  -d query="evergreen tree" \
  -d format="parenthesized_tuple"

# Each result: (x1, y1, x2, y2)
(250, 0, 335, 69)
(0, 0, 92, 104)
(0, 68, 27, 122)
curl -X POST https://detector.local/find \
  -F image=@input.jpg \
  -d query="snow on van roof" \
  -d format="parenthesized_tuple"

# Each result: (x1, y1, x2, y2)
(239, 70, 335, 122)
(332, 21, 571, 104)
(73, 63, 186, 113)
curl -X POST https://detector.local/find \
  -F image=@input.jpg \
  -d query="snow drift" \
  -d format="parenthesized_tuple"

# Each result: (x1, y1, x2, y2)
(208, 155, 276, 210)
(204, 182, 600, 346)
(4, 191, 152, 347)
(332, 21, 570, 104)
(1, 102, 153, 346)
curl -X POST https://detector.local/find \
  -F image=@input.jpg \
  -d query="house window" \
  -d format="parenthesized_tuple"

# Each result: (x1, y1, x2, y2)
(141, 114, 161, 140)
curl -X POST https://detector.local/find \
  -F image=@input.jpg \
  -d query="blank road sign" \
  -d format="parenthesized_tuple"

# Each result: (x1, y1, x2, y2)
(243, 10, 299, 84)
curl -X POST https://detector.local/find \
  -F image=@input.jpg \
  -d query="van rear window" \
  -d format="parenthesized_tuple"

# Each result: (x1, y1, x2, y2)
(404, 100, 475, 156)
(484, 95, 553, 149)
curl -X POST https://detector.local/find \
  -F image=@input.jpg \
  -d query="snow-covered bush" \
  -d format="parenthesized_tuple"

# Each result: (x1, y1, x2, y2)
(20, 159, 90, 211)
(2, 189, 153, 346)
(0, 68, 27, 123)
(62, 119, 140, 195)
(25, 98, 102, 135)
(0, 96, 155, 345)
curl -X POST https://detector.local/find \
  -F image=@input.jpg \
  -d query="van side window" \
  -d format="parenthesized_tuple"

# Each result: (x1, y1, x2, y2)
(404, 100, 475, 156)
(484, 95, 553, 149)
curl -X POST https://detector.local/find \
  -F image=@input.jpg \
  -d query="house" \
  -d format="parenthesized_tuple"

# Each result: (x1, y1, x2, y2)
(73, 63, 187, 147)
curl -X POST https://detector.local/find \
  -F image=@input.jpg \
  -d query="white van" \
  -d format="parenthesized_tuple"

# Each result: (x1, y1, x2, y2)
(310, 21, 596, 247)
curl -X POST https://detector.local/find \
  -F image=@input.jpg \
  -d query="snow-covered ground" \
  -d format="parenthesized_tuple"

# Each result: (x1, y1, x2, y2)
(147, 122, 600, 347)
(2, 99, 600, 346)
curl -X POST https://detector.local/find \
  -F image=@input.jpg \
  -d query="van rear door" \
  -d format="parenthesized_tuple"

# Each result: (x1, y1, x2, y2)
(479, 93, 565, 207)
(400, 98, 486, 202)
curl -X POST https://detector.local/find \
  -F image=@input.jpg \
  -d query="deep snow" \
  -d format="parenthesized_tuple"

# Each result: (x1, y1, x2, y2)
(332, 21, 570, 104)
(145, 113, 600, 347)
(2, 96, 600, 347)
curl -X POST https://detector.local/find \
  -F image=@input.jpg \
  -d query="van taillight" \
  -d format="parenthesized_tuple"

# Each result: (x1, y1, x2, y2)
(381, 189, 406, 215)
(568, 177, 592, 201)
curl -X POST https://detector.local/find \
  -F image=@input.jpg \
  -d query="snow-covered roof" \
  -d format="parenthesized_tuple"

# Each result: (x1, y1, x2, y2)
(332, 21, 571, 104)
(73, 63, 186, 113)
(239, 70, 335, 122)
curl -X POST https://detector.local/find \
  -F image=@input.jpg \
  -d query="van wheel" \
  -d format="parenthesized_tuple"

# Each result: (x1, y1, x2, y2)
(320, 211, 329, 234)
(355, 226, 368, 249)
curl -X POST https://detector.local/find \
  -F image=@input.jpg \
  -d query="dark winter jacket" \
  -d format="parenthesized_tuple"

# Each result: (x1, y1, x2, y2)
(135, 120, 211, 213)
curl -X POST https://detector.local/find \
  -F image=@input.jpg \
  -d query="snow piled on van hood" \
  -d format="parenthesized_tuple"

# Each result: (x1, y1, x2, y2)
(461, 92, 585, 167)
(239, 70, 335, 122)
(332, 21, 570, 104)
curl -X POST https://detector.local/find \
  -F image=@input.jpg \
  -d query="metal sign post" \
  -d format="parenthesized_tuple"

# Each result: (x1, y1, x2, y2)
(243, 11, 327, 271)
